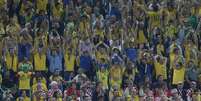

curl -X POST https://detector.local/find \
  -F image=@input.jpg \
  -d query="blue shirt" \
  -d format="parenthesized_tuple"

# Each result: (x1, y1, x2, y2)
(125, 48, 138, 63)
(47, 49, 63, 73)
(79, 55, 93, 71)
(18, 43, 32, 62)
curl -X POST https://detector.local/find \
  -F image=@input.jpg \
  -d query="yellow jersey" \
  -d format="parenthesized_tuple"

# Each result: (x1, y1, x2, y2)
(154, 61, 167, 79)
(137, 30, 147, 44)
(52, 4, 63, 18)
(148, 11, 160, 28)
(36, 0, 48, 12)
(97, 70, 109, 89)
(110, 66, 124, 88)
(34, 53, 46, 71)
(64, 53, 76, 72)
(18, 72, 32, 90)
(5, 53, 18, 72)
(95, 29, 104, 38)
(172, 66, 185, 85)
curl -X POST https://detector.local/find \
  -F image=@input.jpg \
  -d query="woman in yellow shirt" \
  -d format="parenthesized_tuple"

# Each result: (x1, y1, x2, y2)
(18, 71, 33, 90)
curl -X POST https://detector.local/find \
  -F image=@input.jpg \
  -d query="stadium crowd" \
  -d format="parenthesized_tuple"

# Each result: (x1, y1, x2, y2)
(0, 0, 201, 101)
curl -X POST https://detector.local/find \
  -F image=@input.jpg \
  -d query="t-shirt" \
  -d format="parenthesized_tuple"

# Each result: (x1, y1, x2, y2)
(18, 72, 32, 90)
(34, 53, 46, 71)
(172, 67, 185, 85)
(52, 4, 63, 18)
(125, 48, 138, 62)
(5, 53, 18, 72)
(154, 61, 167, 79)
(36, 0, 48, 12)
(110, 66, 124, 88)
(148, 11, 160, 28)
(64, 53, 76, 72)
(79, 55, 93, 71)
(97, 70, 109, 89)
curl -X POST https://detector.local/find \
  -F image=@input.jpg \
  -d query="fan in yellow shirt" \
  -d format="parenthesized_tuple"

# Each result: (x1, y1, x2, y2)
(5, 48, 18, 72)
(79, 15, 90, 35)
(64, 48, 76, 72)
(95, 46, 108, 62)
(147, 10, 160, 30)
(18, 71, 33, 90)
(32, 77, 48, 101)
(97, 67, 109, 90)
(16, 90, 30, 101)
(136, 18, 147, 44)
(154, 55, 167, 80)
(52, 2, 64, 18)
(33, 47, 47, 72)
(64, 48, 76, 80)
(36, 0, 48, 13)
(109, 64, 124, 89)
(172, 56, 185, 85)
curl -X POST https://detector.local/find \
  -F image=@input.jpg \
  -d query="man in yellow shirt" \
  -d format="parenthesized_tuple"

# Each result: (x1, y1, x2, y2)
(18, 71, 33, 96)
(5, 48, 18, 72)
(154, 55, 167, 80)
(33, 46, 47, 73)
(36, 0, 48, 13)
(64, 48, 76, 81)
(109, 64, 124, 89)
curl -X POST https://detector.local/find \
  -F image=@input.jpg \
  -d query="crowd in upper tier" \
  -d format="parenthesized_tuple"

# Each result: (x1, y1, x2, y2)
(0, 0, 201, 101)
